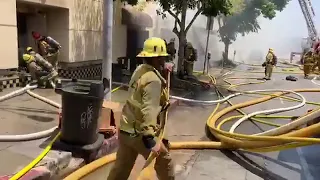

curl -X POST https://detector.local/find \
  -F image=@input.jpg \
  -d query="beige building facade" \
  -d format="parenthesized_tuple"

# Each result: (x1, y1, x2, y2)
(0, 0, 131, 70)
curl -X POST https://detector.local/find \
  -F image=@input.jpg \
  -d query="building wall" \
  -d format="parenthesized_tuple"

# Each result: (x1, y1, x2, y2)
(1, 0, 127, 70)
(0, 0, 18, 69)
(68, 0, 127, 64)
(46, 9, 69, 64)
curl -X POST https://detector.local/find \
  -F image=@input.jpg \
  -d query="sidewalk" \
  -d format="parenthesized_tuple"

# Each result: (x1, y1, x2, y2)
(1, 65, 315, 180)
(0, 84, 183, 179)
(79, 66, 318, 180)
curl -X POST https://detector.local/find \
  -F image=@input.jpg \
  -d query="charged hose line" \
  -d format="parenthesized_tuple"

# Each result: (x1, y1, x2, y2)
(0, 85, 122, 142)
(0, 127, 58, 142)
(229, 89, 307, 133)
(0, 83, 59, 142)
(9, 87, 121, 180)
(64, 69, 320, 180)
(64, 89, 320, 180)
(9, 132, 61, 180)
(64, 71, 319, 179)
(235, 60, 301, 69)
(216, 115, 312, 153)
(312, 76, 320, 86)
(27, 90, 61, 108)
(0, 84, 37, 102)
(255, 107, 320, 136)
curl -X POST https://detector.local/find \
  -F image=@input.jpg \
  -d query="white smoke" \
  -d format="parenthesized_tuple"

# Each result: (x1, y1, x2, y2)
(142, 0, 310, 70)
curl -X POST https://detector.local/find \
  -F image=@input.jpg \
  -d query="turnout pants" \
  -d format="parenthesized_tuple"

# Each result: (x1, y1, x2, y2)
(28, 62, 47, 80)
(107, 132, 175, 180)
(184, 60, 194, 76)
(264, 64, 273, 79)
(46, 51, 59, 69)
(304, 64, 313, 77)
(313, 60, 320, 73)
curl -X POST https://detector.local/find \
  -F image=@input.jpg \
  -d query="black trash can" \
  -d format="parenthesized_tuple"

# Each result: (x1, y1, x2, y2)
(60, 80, 105, 145)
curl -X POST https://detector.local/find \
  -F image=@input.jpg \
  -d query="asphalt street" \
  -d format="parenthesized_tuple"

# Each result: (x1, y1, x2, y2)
(1, 64, 320, 180)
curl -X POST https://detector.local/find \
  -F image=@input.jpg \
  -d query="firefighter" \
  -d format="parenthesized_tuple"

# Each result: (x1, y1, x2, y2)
(312, 51, 320, 73)
(107, 37, 175, 180)
(303, 49, 315, 78)
(32, 31, 61, 69)
(184, 42, 197, 76)
(167, 38, 176, 62)
(23, 49, 58, 85)
(262, 48, 277, 80)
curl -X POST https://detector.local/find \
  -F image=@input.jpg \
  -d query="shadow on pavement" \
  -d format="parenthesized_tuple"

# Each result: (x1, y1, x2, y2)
(1, 108, 56, 123)
(244, 151, 301, 173)
(221, 150, 287, 180)
(0, 106, 58, 115)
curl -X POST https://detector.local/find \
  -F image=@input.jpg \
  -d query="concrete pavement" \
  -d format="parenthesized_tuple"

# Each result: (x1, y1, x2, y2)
(0, 84, 132, 178)
(0, 83, 184, 179)
(124, 65, 320, 180)
(1, 64, 320, 179)
(212, 65, 320, 180)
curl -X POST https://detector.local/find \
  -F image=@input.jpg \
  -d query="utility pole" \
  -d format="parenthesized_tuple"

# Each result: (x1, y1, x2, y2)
(102, 0, 113, 100)
(203, 16, 213, 74)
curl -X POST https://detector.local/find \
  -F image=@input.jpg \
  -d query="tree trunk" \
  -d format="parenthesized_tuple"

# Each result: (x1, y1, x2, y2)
(177, 1, 188, 76)
(223, 42, 230, 61)
(177, 33, 186, 75)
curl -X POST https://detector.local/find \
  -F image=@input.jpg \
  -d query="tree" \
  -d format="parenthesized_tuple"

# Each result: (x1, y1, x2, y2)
(218, 0, 290, 61)
(121, 0, 233, 75)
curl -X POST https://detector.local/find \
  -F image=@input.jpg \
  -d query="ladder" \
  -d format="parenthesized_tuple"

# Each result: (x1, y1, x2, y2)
(298, 0, 317, 40)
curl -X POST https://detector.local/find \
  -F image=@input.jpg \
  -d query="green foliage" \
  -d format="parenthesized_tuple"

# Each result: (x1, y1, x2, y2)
(121, 0, 233, 33)
(218, 0, 290, 44)
(229, 0, 245, 14)
(202, 0, 233, 17)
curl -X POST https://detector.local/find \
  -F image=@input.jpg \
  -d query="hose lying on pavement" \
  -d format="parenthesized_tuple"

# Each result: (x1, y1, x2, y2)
(27, 90, 61, 108)
(0, 84, 122, 142)
(0, 84, 37, 102)
(0, 84, 59, 142)
(229, 89, 307, 133)
(9, 132, 61, 180)
(312, 76, 320, 86)
(6, 73, 318, 179)
(0, 126, 58, 142)
(65, 89, 320, 180)
(8, 87, 122, 180)
(64, 83, 320, 180)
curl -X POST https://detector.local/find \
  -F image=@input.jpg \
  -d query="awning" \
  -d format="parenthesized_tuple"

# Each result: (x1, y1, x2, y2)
(122, 6, 153, 28)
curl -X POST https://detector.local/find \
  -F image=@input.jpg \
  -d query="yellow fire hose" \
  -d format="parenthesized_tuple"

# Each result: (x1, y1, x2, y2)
(63, 74, 320, 180)
(9, 87, 122, 180)
(9, 132, 61, 180)
(64, 88, 320, 180)
(12, 66, 318, 180)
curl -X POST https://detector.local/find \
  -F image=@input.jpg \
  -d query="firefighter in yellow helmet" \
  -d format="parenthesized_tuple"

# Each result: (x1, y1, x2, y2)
(184, 42, 197, 76)
(107, 37, 175, 180)
(262, 48, 277, 80)
(167, 38, 176, 62)
(32, 31, 61, 69)
(23, 47, 58, 84)
(312, 50, 320, 73)
(303, 49, 315, 79)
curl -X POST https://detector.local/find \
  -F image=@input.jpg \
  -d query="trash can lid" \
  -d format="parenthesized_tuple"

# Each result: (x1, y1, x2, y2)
(62, 80, 104, 98)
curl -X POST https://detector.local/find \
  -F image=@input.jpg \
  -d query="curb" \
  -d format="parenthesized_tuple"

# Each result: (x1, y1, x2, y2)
(0, 98, 182, 180)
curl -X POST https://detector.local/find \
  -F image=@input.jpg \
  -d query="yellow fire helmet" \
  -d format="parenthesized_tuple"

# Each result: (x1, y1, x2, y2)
(137, 37, 168, 58)
(269, 48, 274, 52)
(26, 47, 33, 52)
(22, 54, 34, 63)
